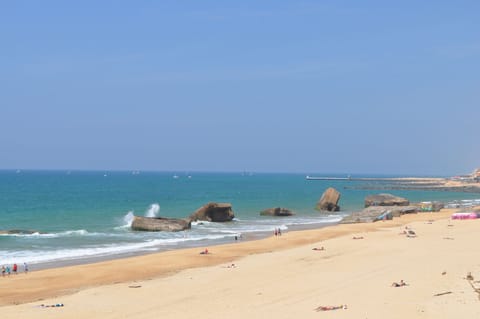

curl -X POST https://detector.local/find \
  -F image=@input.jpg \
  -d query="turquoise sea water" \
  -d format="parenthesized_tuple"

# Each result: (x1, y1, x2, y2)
(1, 170, 479, 268)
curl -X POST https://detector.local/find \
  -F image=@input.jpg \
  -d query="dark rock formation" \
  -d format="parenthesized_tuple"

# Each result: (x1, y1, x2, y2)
(387, 205, 418, 217)
(364, 193, 409, 207)
(316, 187, 341, 211)
(189, 202, 235, 222)
(260, 207, 295, 217)
(131, 216, 191, 232)
(340, 205, 419, 224)
(0, 229, 41, 235)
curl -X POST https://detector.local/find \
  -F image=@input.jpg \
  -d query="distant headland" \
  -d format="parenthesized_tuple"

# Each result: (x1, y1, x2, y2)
(306, 168, 480, 193)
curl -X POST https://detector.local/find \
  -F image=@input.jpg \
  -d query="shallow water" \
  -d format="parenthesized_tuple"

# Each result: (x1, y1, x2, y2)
(0, 170, 478, 267)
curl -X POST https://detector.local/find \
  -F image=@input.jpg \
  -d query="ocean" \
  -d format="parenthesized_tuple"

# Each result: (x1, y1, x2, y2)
(1, 170, 479, 269)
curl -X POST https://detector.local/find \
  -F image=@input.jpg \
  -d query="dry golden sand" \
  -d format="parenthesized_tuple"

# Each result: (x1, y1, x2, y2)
(1, 209, 480, 319)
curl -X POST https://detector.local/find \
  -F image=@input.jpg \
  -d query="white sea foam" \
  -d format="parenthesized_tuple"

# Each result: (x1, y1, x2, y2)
(145, 203, 160, 217)
(61, 229, 89, 236)
(1, 210, 345, 266)
(116, 204, 160, 230)
(0, 233, 234, 265)
(191, 220, 212, 226)
(118, 204, 159, 230)
(122, 211, 135, 227)
(0, 229, 91, 238)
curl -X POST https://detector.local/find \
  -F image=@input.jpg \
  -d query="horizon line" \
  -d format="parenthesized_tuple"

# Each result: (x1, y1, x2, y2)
(0, 168, 453, 178)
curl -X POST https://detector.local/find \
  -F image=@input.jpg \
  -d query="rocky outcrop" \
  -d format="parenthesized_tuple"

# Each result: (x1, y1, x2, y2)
(316, 187, 341, 211)
(340, 205, 419, 224)
(0, 229, 41, 235)
(189, 202, 235, 222)
(131, 216, 191, 232)
(260, 207, 295, 216)
(364, 193, 409, 207)
(387, 205, 419, 217)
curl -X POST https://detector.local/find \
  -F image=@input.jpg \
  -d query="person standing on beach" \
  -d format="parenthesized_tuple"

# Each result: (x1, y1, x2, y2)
(1, 265, 5, 277)
(12, 263, 17, 275)
(23, 262, 28, 274)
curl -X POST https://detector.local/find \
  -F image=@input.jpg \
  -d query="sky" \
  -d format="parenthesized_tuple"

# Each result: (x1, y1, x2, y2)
(1, 1, 479, 175)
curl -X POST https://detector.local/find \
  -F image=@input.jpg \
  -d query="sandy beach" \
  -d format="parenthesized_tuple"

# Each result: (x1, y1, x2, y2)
(1, 208, 480, 319)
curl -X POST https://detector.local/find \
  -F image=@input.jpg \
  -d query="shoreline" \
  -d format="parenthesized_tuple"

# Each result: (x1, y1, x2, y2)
(0, 208, 461, 307)
(16, 219, 341, 272)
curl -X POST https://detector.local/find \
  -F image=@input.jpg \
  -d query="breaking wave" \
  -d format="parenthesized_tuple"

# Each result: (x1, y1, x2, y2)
(145, 203, 160, 217)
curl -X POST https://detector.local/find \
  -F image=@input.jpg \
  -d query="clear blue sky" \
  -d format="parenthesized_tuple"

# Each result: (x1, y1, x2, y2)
(1, 1, 478, 175)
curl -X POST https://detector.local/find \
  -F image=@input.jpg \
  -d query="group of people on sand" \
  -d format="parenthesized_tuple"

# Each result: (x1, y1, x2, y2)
(274, 228, 282, 236)
(1, 262, 28, 276)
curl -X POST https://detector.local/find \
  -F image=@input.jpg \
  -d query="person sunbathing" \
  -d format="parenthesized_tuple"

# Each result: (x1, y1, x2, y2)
(312, 247, 325, 251)
(406, 229, 416, 237)
(402, 226, 416, 237)
(392, 280, 407, 287)
(41, 303, 64, 307)
(315, 304, 347, 311)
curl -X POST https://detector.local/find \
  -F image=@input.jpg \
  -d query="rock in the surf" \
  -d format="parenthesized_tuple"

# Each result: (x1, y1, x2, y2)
(316, 187, 341, 211)
(131, 215, 191, 232)
(260, 207, 295, 216)
(189, 202, 235, 222)
(0, 229, 42, 235)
